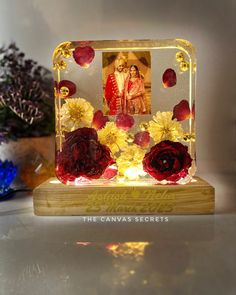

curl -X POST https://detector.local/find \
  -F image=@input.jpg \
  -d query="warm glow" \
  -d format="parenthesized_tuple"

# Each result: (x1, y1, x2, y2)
(76, 242, 92, 246)
(106, 242, 150, 261)
(74, 177, 91, 185)
(49, 179, 61, 184)
(124, 167, 141, 180)
(106, 243, 120, 251)
(81, 63, 90, 69)
(191, 178, 197, 183)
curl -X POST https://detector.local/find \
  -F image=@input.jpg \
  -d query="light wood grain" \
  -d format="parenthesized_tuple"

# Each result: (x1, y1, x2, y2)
(33, 177, 215, 215)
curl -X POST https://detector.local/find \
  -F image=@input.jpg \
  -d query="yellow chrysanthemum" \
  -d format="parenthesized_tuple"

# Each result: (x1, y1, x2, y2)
(97, 122, 128, 155)
(116, 145, 146, 180)
(61, 98, 94, 131)
(148, 111, 183, 143)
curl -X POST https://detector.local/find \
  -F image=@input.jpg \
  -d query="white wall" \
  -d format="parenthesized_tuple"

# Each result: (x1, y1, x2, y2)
(0, 0, 235, 175)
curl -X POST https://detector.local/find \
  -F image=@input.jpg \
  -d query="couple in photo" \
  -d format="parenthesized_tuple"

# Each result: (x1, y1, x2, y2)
(105, 56, 146, 115)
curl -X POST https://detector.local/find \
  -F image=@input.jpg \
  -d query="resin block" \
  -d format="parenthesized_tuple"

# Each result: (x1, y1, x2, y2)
(53, 39, 196, 185)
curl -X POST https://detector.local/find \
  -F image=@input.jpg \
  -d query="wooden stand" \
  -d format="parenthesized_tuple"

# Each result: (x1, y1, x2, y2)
(33, 177, 214, 216)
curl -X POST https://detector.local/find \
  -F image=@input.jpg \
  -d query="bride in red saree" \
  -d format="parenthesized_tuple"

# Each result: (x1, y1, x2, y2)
(123, 65, 146, 114)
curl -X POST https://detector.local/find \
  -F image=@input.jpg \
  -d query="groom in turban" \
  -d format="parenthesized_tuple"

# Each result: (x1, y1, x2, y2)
(105, 56, 127, 115)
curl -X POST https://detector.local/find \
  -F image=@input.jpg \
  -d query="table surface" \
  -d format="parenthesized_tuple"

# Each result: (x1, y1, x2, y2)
(0, 173, 235, 295)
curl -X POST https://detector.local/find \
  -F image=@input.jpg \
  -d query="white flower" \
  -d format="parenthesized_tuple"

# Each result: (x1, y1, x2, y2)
(60, 98, 94, 131)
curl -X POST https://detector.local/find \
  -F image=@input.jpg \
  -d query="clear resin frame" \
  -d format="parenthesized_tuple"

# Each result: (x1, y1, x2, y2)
(53, 39, 196, 185)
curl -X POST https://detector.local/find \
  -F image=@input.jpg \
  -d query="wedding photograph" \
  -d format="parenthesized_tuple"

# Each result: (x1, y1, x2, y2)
(103, 51, 151, 115)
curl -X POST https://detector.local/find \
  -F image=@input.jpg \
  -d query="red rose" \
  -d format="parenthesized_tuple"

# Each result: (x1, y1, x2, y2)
(56, 127, 114, 182)
(143, 140, 192, 182)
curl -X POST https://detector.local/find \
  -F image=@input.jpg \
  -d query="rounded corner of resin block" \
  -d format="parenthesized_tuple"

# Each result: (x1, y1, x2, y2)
(52, 41, 73, 61)
(175, 38, 196, 57)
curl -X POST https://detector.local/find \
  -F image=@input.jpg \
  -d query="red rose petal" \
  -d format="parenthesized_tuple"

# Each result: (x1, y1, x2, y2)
(134, 131, 150, 148)
(92, 110, 109, 130)
(102, 165, 118, 179)
(73, 46, 95, 67)
(162, 68, 177, 88)
(173, 100, 191, 121)
(116, 112, 134, 131)
(59, 80, 77, 97)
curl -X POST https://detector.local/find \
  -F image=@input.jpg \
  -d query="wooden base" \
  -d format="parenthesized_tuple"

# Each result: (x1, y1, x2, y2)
(33, 177, 215, 216)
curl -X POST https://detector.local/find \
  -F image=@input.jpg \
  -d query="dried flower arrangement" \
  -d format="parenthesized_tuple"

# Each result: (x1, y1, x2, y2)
(0, 43, 54, 143)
